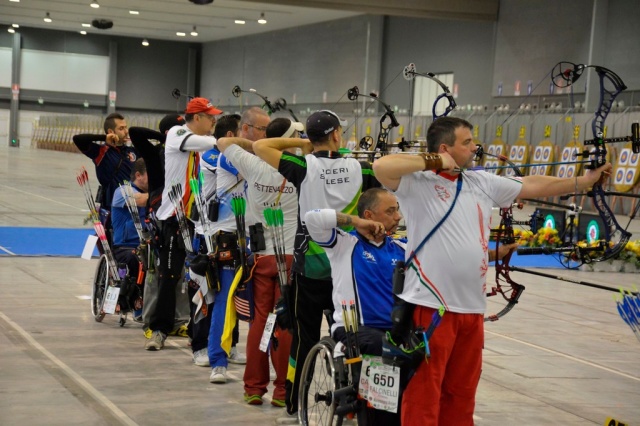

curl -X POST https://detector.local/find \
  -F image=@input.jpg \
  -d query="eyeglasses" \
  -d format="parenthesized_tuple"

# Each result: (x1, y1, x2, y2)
(247, 124, 267, 132)
(198, 113, 216, 122)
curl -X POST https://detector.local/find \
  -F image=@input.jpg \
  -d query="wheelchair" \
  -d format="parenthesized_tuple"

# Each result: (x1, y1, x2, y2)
(298, 310, 362, 426)
(91, 253, 144, 327)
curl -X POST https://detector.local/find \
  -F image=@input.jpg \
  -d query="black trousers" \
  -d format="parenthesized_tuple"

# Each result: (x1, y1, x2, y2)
(285, 273, 333, 415)
(149, 219, 188, 334)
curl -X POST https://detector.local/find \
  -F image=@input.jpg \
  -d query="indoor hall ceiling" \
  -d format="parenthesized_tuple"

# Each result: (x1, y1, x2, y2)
(0, 0, 498, 43)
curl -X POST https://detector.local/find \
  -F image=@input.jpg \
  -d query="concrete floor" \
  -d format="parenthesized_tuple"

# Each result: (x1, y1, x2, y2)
(1, 145, 639, 425)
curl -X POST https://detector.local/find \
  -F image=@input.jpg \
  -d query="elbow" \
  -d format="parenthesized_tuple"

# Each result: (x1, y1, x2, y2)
(253, 139, 268, 157)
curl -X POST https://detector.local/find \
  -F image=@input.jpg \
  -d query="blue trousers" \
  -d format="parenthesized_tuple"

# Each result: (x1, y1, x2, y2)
(207, 265, 235, 368)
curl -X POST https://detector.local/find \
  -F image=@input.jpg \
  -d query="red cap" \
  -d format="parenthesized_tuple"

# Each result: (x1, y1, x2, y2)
(185, 97, 223, 115)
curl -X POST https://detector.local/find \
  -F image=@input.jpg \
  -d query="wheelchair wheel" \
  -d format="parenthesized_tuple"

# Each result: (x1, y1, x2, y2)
(91, 254, 108, 322)
(299, 337, 342, 426)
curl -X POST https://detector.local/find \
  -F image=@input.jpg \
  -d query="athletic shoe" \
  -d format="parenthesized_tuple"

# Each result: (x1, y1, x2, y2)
(209, 366, 228, 384)
(144, 331, 166, 351)
(168, 323, 189, 337)
(244, 393, 263, 405)
(275, 411, 298, 425)
(228, 346, 247, 364)
(193, 349, 210, 367)
(270, 398, 286, 408)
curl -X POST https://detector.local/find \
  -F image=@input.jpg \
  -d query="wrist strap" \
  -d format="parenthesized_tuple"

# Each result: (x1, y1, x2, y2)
(420, 153, 443, 171)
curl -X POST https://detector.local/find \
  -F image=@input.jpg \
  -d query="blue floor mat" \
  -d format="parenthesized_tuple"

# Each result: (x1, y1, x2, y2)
(0, 227, 99, 257)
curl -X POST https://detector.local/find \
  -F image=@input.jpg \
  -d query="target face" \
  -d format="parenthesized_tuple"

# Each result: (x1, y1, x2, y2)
(518, 146, 525, 158)
(626, 169, 635, 184)
(534, 149, 542, 160)
(615, 169, 625, 183)
(586, 220, 600, 244)
(562, 149, 570, 161)
(619, 149, 629, 165)
(542, 147, 551, 161)
(558, 167, 565, 178)
(567, 167, 574, 178)
(630, 153, 639, 166)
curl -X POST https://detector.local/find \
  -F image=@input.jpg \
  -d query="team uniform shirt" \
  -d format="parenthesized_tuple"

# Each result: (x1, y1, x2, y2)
(223, 144, 297, 255)
(194, 146, 220, 236)
(156, 125, 215, 221)
(394, 170, 522, 314)
(111, 184, 146, 247)
(305, 209, 406, 333)
(278, 151, 380, 280)
(73, 134, 138, 210)
(209, 152, 248, 234)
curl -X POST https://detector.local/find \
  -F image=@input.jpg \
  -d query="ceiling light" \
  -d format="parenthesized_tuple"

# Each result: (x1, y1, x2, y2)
(12, 24, 19, 28)
(90, 1, 100, 8)
(234, 20, 245, 25)
(8, 28, 15, 34)
(82, 23, 91, 27)
(258, 13, 267, 24)
(9, 0, 20, 2)
(176, 32, 186, 36)
(142, 39, 149, 46)
(190, 26, 198, 36)
(44, 12, 52, 23)
(80, 31, 87, 35)
(129, 10, 139, 15)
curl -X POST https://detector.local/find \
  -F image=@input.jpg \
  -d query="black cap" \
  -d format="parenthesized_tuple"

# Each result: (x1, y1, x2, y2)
(159, 114, 185, 134)
(305, 110, 347, 140)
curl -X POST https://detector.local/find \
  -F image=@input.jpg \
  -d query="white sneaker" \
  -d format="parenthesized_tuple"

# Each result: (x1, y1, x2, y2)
(193, 348, 210, 367)
(275, 411, 298, 425)
(209, 366, 228, 384)
(228, 346, 247, 364)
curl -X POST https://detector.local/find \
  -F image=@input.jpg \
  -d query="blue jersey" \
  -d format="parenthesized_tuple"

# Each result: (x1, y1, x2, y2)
(111, 184, 146, 247)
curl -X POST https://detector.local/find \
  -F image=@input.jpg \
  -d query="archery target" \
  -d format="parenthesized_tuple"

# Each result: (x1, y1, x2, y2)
(566, 167, 574, 178)
(619, 149, 629, 166)
(561, 149, 570, 161)
(614, 169, 625, 184)
(630, 152, 639, 166)
(585, 220, 600, 244)
(626, 169, 635, 184)
(558, 167, 566, 178)
(544, 214, 556, 229)
(510, 146, 517, 158)
(534, 148, 542, 160)
(542, 147, 551, 161)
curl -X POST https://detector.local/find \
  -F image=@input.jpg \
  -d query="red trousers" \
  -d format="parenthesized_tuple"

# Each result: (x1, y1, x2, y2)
(401, 306, 484, 426)
(243, 254, 293, 400)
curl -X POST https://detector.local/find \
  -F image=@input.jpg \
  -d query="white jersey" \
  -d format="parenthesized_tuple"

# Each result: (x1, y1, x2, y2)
(223, 145, 297, 255)
(394, 170, 522, 314)
(157, 124, 214, 220)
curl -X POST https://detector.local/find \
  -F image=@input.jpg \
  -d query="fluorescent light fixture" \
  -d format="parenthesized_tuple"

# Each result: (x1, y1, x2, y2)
(9, 0, 20, 2)
(129, 10, 139, 15)
(44, 12, 52, 23)
(80, 31, 87, 35)
(258, 13, 267, 24)
(234, 20, 245, 25)
(142, 39, 149, 46)
(82, 23, 91, 27)
(176, 32, 186, 36)
(90, 1, 100, 8)
(190, 26, 198, 36)
(12, 24, 19, 28)
(8, 28, 15, 33)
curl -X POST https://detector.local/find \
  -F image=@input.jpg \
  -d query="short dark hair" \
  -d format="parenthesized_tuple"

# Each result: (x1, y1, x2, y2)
(426, 117, 472, 152)
(356, 188, 389, 218)
(130, 158, 146, 181)
(266, 118, 292, 138)
(104, 113, 125, 133)
(214, 114, 241, 139)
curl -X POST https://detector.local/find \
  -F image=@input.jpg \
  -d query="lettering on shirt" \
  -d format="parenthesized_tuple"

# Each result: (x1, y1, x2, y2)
(253, 182, 295, 193)
(320, 167, 351, 185)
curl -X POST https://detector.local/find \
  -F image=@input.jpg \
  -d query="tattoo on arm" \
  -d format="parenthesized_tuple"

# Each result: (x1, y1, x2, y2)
(336, 213, 353, 227)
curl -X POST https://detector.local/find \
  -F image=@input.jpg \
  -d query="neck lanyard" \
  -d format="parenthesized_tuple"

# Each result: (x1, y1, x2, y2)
(404, 174, 463, 268)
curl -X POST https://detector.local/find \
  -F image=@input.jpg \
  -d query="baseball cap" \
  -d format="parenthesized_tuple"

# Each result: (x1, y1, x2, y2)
(158, 113, 185, 134)
(305, 110, 347, 139)
(185, 97, 223, 115)
(266, 117, 305, 138)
